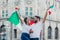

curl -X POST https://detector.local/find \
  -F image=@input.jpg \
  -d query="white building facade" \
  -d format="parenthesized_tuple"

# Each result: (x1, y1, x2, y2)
(0, 0, 60, 40)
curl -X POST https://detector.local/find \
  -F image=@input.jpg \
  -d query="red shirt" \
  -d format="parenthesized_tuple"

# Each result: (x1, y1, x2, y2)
(30, 20, 34, 26)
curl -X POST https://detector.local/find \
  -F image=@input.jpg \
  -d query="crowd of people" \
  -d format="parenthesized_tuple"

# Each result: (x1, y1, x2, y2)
(19, 8, 49, 40)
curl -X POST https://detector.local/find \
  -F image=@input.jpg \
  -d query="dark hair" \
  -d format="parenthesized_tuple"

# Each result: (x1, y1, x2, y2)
(24, 17, 27, 24)
(30, 17, 34, 19)
(35, 16, 41, 20)
(1, 24, 5, 28)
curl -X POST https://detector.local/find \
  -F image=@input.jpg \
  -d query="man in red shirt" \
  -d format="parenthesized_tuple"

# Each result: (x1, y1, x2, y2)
(29, 17, 35, 26)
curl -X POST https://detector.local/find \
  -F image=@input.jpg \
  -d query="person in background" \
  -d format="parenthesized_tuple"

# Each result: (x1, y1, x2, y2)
(30, 8, 49, 40)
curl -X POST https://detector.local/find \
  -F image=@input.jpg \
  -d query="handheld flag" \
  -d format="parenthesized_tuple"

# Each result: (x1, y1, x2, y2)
(48, 11, 51, 15)
(8, 11, 22, 31)
(49, 5, 54, 9)
(15, 6, 18, 10)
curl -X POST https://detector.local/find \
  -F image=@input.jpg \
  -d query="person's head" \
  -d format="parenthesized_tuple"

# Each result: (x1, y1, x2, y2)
(30, 17, 34, 21)
(1, 24, 5, 28)
(34, 16, 41, 23)
(24, 17, 30, 25)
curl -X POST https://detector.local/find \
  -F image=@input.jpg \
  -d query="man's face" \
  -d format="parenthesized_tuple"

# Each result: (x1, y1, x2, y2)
(34, 17, 38, 23)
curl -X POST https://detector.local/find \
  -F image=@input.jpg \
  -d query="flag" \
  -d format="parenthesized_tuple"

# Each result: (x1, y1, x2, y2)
(8, 11, 22, 31)
(48, 11, 51, 15)
(49, 5, 54, 9)
(15, 6, 18, 10)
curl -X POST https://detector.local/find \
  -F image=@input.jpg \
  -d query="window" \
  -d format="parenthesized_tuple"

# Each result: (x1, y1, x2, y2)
(30, 7, 32, 16)
(2, 0, 8, 7)
(2, 15, 4, 18)
(14, 0, 20, 6)
(55, 27, 58, 39)
(25, 7, 28, 16)
(25, 7, 33, 16)
(2, 10, 4, 17)
(30, 12, 32, 16)
(48, 26, 52, 39)
(26, 7, 28, 11)
(2, 10, 4, 14)
(14, 2, 18, 6)
(25, 12, 28, 16)
(30, 7, 32, 11)
(6, 10, 8, 17)
(6, 10, 8, 13)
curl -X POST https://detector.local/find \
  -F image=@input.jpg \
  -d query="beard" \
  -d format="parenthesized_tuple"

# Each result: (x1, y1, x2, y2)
(34, 20, 37, 23)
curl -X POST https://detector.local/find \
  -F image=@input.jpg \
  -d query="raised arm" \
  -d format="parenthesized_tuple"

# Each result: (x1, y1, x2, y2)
(19, 16, 24, 24)
(42, 8, 49, 23)
(16, 10, 24, 24)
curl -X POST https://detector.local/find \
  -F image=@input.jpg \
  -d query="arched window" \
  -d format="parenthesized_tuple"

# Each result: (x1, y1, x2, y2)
(55, 27, 58, 39)
(48, 26, 52, 39)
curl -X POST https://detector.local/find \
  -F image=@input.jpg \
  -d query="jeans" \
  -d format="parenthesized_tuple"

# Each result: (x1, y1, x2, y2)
(30, 38, 39, 40)
(21, 33, 30, 40)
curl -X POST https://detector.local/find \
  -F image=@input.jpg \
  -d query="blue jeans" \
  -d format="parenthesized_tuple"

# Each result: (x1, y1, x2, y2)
(30, 38, 39, 40)
(21, 33, 30, 40)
